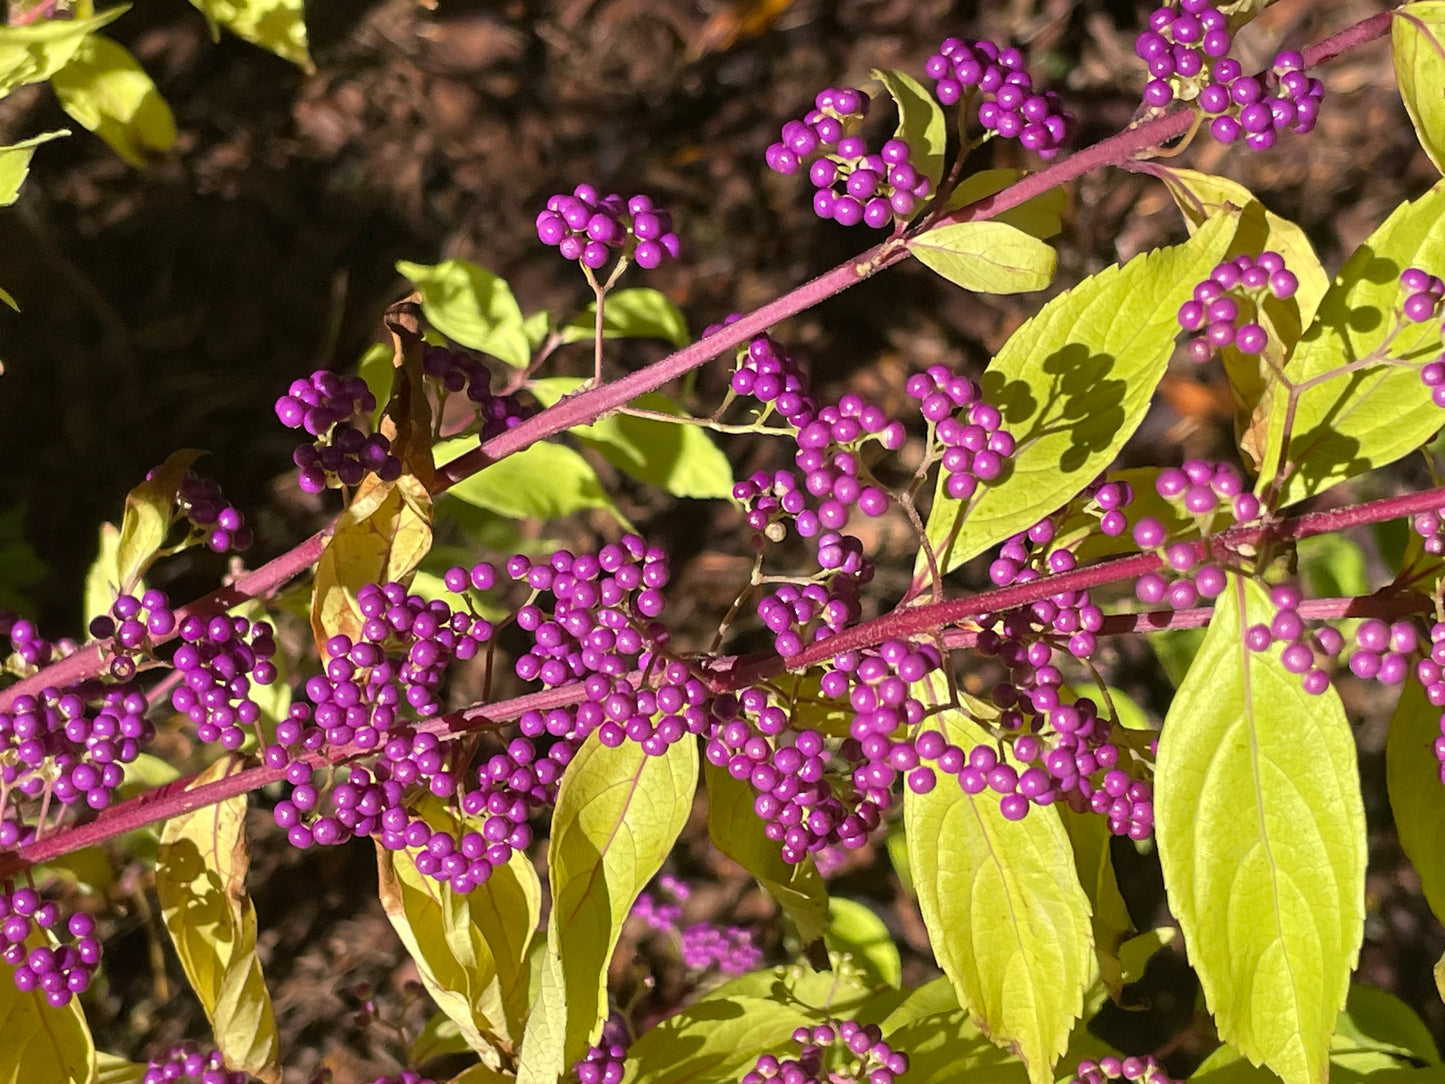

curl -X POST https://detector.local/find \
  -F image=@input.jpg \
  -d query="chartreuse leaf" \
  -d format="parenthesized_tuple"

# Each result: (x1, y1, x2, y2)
(1061, 805, 1135, 1001)
(1394, 3, 1445, 175)
(1386, 675, 1445, 922)
(559, 287, 689, 348)
(155, 754, 280, 1083)
(117, 448, 204, 595)
(529, 378, 734, 500)
(873, 68, 946, 192)
(1155, 168, 1330, 468)
(51, 35, 175, 166)
(908, 221, 1056, 294)
(83, 522, 122, 631)
(0, 928, 95, 1084)
(621, 965, 873, 1084)
(902, 681, 1093, 1084)
(705, 760, 829, 944)
(0, 5, 127, 97)
(516, 732, 697, 1083)
(309, 473, 432, 650)
(1156, 574, 1364, 1084)
(187, 0, 311, 70)
(438, 436, 627, 526)
(410, 1011, 473, 1066)
(943, 169, 1068, 240)
(396, 259, 531, 368)
(875, 977, 1030, 1084)
(376, 799, 541, 1059)
(1256, 179, 1445, 507)
(447, 1063, 515, 1084)
(920, 210, 1237, 577)
(0, 129, 69, 206)
(96, 1050, 146, 1084)
(825, 897, 901, 988)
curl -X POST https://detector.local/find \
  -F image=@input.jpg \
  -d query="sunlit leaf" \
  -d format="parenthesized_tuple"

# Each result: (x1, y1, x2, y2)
(397, 259, 530, 368)
(0, 129, 69, 206)
(516, 733, 697, 1082)
(1256, 179, 1445, 507)
(944, 169, 1068, 240)
(187, 0, 311, 70)
(155, 754, 280, 1083)
(0, 927, 95, 1084)
(1156, 574, 1364, 1084)
(51, 34, 175, 166)
(1387, 675, 1445, 923)
(877, 977, 1031, 1084)
(530, 378, 734, 499)
(82, 521, 122, 631)
(117, 448, 204, 593)
(919, 211, 1236, 577)
(825, 897, 901, 988)
(95, 1050, 147, 1084)
(903, 687, 1093, 1084)
(447, 1063, 516, 1084)
(873, 68, 946, 192)
(0, 6, 126, 97)
(705, 761, 828, 943)
(438, 437, 626, 526)
(309, 473, 432, 650)
(1395, 2, 1445, 175)
(558, 287, 690, 348)
(908, 221, 1056, 294)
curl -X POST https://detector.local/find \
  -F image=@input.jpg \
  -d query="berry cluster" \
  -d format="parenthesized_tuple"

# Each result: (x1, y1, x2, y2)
(2, 613, 61, 671)
(743, 1020, 909, 1084)
(1401, 266, 1445, 325)
(908, 366, 1016, 501)
(167, 612, 279, 748)
(765, 87, 932, 228)
(1242, 583, 1340, 696)
(420, 344, 533, 441)
(631, 875, 762, 974)
(173, 469, 253, 553)
(1199, 52, 1324, 150)
(1416, 624, 1445, 782)
(1346, 617, 1418, 687)
(87, 589, 177, 681)
(1177, 252, 1300, 363)
(926, 37, 1071, 157)
(535, 186, 680, 271)
(275, 370, 402, 493)
(0, 888, 100, 1005)
(1067, 1055, 1176, 1084)
(1136, 1, 1233, 108)
(142, 1043, 250, 1084)
(1412, 507, 1445, 555)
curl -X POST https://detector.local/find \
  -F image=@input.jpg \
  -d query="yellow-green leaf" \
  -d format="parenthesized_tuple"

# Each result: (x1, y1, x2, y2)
(877, 977, 1031, 1084)
(396, 259, 530, 368)
(448, 1063, 515, 1084)
(187, 0, 311, 70)
(96, 1051, 146, 1084)
(309, 473, 432, 650)
(873, 68, 946, 192)
(82, 521, 122, 631)
(944, 168, 1068, 240)
(0, 5, 126, 97)
(0, 928, 95, 1084)
(1387, 675, 1445, 923)
(919, 211, 1237, 577)
(155, 754, 280, 1083)
(908, 220, 1057, 294)
(1156, 574, 1364, 1084)
(902, 695, 1093, 1084)
(1256, 179, 1445, 507)
(0, 129, 69, 206)
(1395, 2, 1445, 175)
(825, 897, 901, 988)
(558, 287, 690, 348)
(704, 760, 828, 944)
(51, 35, 174, 166)
(438, 437, 627, 526)
(117, 448, 204, 593)
(1061, 805, 1135, 1001)
(516, 732, 697, 1082)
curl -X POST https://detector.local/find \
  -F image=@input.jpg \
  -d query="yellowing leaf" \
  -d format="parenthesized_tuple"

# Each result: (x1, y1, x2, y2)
(908, 220, 1057, 294)
(1387, 676, 1445, 923)
(187, 0, 311, 70)
(155, 754, 280, 1083)
(1257, 179, 1445, 507)
(1395, 3, 1445, 175)
(309, 473, 432, 650)
(51, 34, 175, 166)
(396, 259, 530, 368)
(516, 733, 697, 1082)
(1156, 574, 1365, 1084)
(0, 129, 69, 206)
(439, 437, 626, 526)
(0, 928, 95, 1084)
(82, 521, 122, 631)
(825, 897, 900, 988)
(0, 5, 127, 97)
(705, 761, 828, 944)
(117, 448, 204, 593)
(902, 696, 1093, 1084)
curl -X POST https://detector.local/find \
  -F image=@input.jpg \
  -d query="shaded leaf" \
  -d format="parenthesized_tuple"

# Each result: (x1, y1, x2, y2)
(82, 521, 122, 632)
(0, 6, 126, 97)
(516, 733, 697, 1082)
(1387, 675, 1445, 923)
(51, 34, 175, 166)
(559, 287, 689, 348)
(705, 760, 829, 944)
(1395, 3, 1445, 175)
(155, 755, 280, 1083)
(96, 1050, 147, 1084)
(397, 259, 530, 368)
(873, 68, 946, 191)
(943, 169, 1068, 240)
(448, 1063, 515, 1084)
(439, 437, 626, 526)
(1256, 179, 1445, 507)
(187, 0, 311, 70)
(117, 448, 204, 593)
(908, 221, 1056, 294)
(878, 978, 1031, 1084)
(1061, 805, 1135, 1002)
(0, 129, 69, 206)
(825, 897, 901, 988)
(1156, 574, 1364, 1084)
(919, 211, 1236, 577)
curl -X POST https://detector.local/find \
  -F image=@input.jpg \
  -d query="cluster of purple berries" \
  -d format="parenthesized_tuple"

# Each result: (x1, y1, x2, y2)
(420, 344, 534, 441)
(765, 87, 932, 228)
(1136, 1, 1232, 107)
(1068, 1055, 1176, 1084)
(142, 1043, 250, 1084)
(1412, 507, 1445, 555)
(926, 37, 1071, 157)
(2, 613, 63, 671)
(743, 1020, 909, 1084)
(571, 1016, 630, 1084)
(0, 888, 100, 1006)
(1177, 252, 1300, 362)
(1398, 268, 1445, 405)
(1199, 52, 1323, 149)
(632, 875, 761, 974)
(169, 612, 279, 749)
(535, 186, 680, 271)
(171, 469, 252, 553)
(1415, 624, 1445, 782)
(1242, 583, 1339, 696)
(275, 370, 402, 494)
(1346, 617, 1420, 687)
(87, 589, 177, 682)
(907, 366, 1015, 501)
